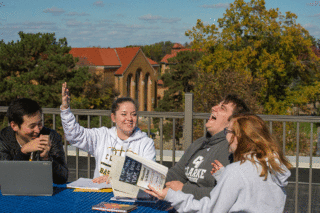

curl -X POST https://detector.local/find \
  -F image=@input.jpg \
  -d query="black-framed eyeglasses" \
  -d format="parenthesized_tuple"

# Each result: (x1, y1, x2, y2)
(224, 127, 235, 135)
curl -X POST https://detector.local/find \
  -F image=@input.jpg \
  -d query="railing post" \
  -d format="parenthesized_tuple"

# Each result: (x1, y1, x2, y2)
(183, 93, 193, 150)
(87, 115, 91, 178)
(317, 127, 320, 156)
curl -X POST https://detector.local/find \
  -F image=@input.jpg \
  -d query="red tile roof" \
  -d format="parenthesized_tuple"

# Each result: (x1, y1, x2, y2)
(172, 43, 185, 49)
(114, 47, 140, 75)
(70, 47, 158, 75)
(161, 49, 192, 63)
(147, 58, 158, 66)
(157, 79, 164, 85)
(70, 48, 120, 66)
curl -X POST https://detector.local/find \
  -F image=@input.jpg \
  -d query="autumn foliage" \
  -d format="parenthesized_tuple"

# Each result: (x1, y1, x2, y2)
(186, 0, 320, 115)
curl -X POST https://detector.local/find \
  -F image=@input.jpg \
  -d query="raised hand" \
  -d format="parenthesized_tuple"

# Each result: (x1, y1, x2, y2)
(61, 82, 70, 110)
(210, 160, 224, 175)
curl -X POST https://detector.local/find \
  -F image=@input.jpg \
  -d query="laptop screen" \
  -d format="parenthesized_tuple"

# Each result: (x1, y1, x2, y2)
(0, 161, 53, 196)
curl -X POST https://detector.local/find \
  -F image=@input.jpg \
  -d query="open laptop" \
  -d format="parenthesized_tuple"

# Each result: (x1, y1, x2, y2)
(0, 161, 53, 196)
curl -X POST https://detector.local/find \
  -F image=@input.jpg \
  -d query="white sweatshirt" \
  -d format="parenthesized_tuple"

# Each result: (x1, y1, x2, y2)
(165, 159, 291, 213)
(60, 108, 156, 178)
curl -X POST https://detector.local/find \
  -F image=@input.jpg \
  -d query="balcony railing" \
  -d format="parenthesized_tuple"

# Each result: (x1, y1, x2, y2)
(1, 93, 320, 213)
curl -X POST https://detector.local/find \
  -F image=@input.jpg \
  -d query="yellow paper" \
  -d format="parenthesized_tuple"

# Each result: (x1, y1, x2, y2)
(73, 188, 113, 193)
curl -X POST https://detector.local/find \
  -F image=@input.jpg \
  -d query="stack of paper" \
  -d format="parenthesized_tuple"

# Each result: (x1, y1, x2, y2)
(67, 178, 112, 190)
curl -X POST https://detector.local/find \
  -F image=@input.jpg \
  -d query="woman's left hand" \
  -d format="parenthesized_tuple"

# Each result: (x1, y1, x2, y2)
(210, 160, 224, 175)
(144, 184, 169, 200)
(92, 175, 110, 184)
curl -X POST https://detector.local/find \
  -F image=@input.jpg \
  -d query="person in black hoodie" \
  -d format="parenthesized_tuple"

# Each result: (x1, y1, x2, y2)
(165, 94, 250, 200)
(0, 98, 68, 184)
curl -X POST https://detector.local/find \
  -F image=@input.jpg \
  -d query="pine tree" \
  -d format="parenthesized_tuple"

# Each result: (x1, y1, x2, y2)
(157, 50, 203, 112)
(155, 50, 203, 144)
(0, 32, 90, 107)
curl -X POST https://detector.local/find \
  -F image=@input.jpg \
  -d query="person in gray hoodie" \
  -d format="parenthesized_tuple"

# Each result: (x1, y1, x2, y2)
(165, 94, 250, 200)
(146, 114, 292, 213)
(61, 82, 156, 184)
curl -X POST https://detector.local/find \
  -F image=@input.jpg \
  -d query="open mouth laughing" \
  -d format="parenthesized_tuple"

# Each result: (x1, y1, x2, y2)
(209, 114, 217, 120)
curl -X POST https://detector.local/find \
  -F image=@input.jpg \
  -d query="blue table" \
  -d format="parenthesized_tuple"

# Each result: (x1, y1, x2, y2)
(0, 185, 172, 213)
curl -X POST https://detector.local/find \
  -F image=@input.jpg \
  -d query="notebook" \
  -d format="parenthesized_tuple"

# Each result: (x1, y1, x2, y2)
(0, 161, 53, 196)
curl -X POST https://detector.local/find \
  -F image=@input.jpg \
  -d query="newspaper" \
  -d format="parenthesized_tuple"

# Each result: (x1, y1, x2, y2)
(110, 152, 168, 198)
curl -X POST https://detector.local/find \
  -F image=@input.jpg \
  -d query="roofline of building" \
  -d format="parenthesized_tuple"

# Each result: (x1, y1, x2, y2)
(115, 49, 159, 77)
(140, 49, 158, 77)
(118, 48, 141, 76)
(77, 65, 121, 69)
(114, 48, 122, 66)
(160, 62, 175, 65)
(104, 66, 121, 69)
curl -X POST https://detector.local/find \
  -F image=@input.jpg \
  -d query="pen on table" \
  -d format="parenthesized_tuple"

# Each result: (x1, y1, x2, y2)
(29, 152, 34, 161)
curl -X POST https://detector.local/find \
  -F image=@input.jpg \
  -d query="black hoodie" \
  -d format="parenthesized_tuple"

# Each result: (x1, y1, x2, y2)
(166, 130, 231, 200)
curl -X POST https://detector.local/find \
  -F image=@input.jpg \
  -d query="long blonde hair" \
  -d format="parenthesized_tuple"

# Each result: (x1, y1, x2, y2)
(230, 114, 292, 180)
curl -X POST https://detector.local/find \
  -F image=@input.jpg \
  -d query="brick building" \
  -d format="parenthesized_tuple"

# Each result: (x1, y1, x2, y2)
(70, 47, 159, 111)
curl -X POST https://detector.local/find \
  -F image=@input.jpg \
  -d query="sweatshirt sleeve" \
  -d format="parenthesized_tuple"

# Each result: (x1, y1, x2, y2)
(165, 166, 243, 213)
(212, 166, 226, 182)
(141, 137, 156, 161)
(165, 151, 189, 184)
(60, 107, 105, 156)
(181, 183, 214, 200)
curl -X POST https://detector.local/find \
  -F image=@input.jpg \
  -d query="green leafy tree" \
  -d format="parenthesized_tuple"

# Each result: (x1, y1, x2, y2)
(186, 0, 320, 115)
(0, 32, 90, 108)
(309, 36, 320, 50)
(193, 68, 264, 114)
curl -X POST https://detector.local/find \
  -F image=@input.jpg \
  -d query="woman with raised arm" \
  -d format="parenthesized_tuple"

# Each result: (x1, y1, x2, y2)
(146, 113, 291, 213)
(61, 82, 156, 183)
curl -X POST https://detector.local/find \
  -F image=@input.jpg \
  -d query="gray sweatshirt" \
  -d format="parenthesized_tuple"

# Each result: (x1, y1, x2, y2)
(165, 159, 291, 213)
(165, 131, 231, 200)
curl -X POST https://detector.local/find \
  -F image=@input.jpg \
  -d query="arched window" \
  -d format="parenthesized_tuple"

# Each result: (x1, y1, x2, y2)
(144, 73, 150, 111)
(135, 69, 141, 104)
(127, 74, 132, 97)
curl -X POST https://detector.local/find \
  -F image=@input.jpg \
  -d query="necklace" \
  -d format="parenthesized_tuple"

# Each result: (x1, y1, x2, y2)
(16, 136, 34, 160)
(15, 136, 24, 148)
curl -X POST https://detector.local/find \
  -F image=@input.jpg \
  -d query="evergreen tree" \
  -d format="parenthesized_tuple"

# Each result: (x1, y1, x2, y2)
(0, 32, 90, 107)
(155, 50, 203, 144)
(157, 50, 203, 112)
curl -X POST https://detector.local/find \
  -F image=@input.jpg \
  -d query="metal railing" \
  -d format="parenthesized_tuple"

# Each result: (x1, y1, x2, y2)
(1, 93, 320, 213)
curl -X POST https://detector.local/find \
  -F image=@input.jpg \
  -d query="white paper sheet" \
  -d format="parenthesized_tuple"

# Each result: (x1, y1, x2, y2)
(66, 178, 112, 190)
